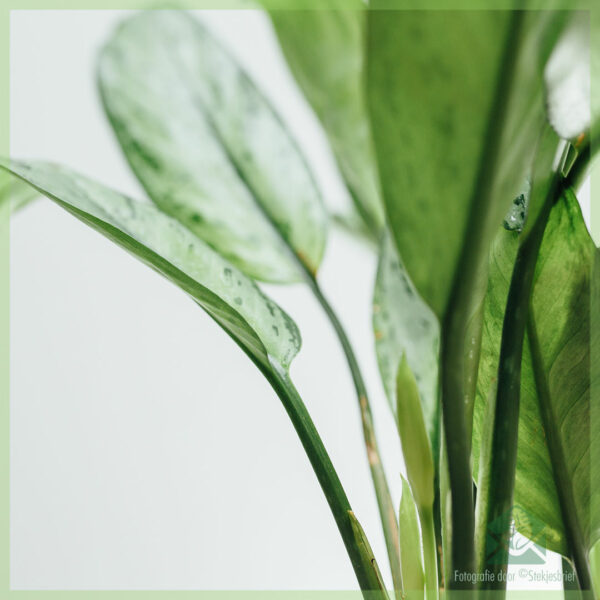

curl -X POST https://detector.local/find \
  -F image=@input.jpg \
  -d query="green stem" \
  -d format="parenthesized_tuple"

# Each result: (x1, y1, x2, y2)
(480, 170, 558, 593)
(306, 275, 403, 596)
(562, 557, 582, 598)
(419, 506, 439, 600)
(527, 317, 594, 593)
(263, 362, 389, 596)
(441, 12, 526, 589)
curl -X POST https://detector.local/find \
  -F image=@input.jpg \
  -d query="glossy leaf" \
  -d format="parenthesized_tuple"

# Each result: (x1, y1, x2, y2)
(1, 158, 392, 592)
(367, 8, 567, 318)
(399, 475, 424, 596)
(267, 1, 384, 236)
(373, 234, 439, 445)
(473, 189, 600, 557)
(0, 159, 300, 372)
(98, 10, 326, 284)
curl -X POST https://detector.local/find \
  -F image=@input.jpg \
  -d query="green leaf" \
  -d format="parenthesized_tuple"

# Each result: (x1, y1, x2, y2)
(373, 233, 439, 446)
(368, 10, 569, 585)
(97, 10, 326, 284)
(1, 158, 391, 593)
(396, 356, 434, 512)
(0, 159, 300, 373)
(266, 1, 384, 236)
(473, 189, 600, 559)
(396, 358, 439, 599)
(0, 174, 38, 213)
(399, 476, 424, 596)
(591, 541, 600, 593)
(367, 8, 567, 318)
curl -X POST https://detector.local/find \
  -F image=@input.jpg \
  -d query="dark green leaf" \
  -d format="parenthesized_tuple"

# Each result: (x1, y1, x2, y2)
(98, 10, 326, 283)
(367, 8, 567, 318)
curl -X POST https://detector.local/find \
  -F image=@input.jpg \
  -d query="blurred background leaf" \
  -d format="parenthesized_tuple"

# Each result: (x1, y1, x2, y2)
(266, 0, 384, 240)
(98, 11, 327, 284)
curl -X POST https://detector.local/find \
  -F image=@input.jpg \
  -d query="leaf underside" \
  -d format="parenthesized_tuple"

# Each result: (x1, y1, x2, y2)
(1, 159, 301, 373)
(473, 190, 599, 556)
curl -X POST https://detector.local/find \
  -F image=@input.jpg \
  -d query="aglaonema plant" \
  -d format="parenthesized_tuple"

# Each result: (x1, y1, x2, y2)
(3, 4, 599, 599)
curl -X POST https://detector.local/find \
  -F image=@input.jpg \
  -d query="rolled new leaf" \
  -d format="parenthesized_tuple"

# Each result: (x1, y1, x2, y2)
(98, 10, 327, 284)
(396, 356, 434, 512)
(399, 475, 424, 597)
(396, 358, 438, 600)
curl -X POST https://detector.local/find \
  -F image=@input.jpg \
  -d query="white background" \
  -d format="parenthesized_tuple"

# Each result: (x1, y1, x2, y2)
(10, 9, 580, 591)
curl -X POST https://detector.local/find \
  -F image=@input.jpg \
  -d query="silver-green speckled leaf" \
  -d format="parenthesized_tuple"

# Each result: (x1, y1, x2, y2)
(1, 159, 301, 372)
(98, 10, 327, 283)
(373, 234, 439, 445)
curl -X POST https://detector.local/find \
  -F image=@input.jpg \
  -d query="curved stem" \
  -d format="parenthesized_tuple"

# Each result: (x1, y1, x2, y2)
(441, 12, 526, 588)
(306, 275, 403, 596)
(263, 362, 389, 596)
(479, 186, 556, 591)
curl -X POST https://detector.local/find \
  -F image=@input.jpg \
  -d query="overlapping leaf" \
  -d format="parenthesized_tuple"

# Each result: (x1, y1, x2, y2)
(98, 10, 326, 284)
(0, 159, 301, 373)
(373, 234, 439, 445)
(367, 8, 568, 317)
(472, 189, 599, 555)
(267, 1, 384, 236)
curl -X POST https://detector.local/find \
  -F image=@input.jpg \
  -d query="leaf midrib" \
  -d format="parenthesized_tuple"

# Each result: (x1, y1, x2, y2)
(527, 313, 593, 589)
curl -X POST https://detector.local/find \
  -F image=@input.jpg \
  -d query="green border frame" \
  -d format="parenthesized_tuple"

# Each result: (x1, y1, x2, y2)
(0, 1, 597, 598)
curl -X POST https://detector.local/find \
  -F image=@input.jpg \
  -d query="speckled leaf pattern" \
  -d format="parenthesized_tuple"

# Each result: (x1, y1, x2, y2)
(367, 9, 567, 317)
(1, 160, 301, 372)
(472, 190, 599, 555)
(267, 1, 384, 236)
(98, 10, 326, 283)
(373, 234, 439, 445)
